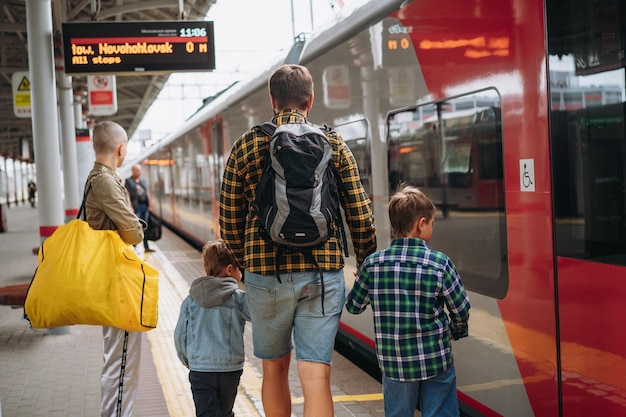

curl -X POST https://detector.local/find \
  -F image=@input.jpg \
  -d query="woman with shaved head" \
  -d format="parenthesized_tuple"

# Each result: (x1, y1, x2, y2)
(84, 120, 144, 417)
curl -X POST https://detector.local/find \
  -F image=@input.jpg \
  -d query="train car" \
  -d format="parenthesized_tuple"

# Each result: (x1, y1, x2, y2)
(129, 0, 626, 415)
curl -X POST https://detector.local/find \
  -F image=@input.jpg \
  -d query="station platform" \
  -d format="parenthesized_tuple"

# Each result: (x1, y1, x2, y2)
(0, 203, 386, 417)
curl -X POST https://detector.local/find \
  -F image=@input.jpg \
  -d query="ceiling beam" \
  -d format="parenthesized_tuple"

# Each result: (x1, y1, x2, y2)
(0, 66, 29, 73)
(0, 23, 26, 32)
(87, 0, 180, 21)
(65, 0, 93, 21)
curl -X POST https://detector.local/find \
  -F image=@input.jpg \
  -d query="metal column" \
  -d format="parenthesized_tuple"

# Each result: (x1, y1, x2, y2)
(57, 71, 80, 221)
(26, 0, 64, 239)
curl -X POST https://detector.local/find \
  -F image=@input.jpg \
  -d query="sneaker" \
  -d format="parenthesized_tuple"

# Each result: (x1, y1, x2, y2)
(145, 248, 156, 253)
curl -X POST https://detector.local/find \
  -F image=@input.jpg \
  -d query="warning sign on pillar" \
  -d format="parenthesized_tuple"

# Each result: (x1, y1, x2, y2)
(12, 71, 32, 118)
(87, 75, 117, 116)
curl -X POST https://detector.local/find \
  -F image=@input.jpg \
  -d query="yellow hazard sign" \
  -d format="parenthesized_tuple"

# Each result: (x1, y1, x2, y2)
(17, 76, 30, 91)
(12, 71, 31, 118)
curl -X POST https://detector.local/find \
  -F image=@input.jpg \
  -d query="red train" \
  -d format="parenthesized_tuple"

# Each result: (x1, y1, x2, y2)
(130, 0, 626, 415)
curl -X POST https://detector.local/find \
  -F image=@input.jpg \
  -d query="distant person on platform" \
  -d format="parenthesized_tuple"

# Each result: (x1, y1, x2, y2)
(84, 120, 144, 417)
(174, 239, 251, 417)
(28, 178, 37, 208)
(125, 164, 154, 252)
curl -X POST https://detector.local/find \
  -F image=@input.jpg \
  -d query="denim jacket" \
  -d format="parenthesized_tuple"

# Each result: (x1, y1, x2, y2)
(174, 276, 251, 372)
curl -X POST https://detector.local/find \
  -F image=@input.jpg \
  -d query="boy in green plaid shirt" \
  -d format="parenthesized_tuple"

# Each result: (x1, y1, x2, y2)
(346, 185, 470, 417)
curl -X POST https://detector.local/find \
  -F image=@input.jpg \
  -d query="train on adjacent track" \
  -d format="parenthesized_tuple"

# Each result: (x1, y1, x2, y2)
(129, 0, 626, 415)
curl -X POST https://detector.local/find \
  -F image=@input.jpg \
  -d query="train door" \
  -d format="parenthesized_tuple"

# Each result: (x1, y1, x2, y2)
(201, 118, 225, 239)
(547, 0, 626, 414)
(386, 90, 532, 416)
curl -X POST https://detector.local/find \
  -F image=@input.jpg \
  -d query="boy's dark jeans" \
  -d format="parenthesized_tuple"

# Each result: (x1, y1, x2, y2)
(189, 369, 243, 417)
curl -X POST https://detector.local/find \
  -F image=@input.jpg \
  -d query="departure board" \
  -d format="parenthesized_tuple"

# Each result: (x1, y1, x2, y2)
(62, 21, 215, 75)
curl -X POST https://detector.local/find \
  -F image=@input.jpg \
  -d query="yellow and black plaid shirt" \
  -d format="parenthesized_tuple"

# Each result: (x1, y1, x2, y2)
(219, 109, 377, 275)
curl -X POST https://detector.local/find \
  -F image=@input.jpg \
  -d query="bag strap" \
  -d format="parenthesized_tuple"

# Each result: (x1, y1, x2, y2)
(328, 163, 349, 257)
(254, 121, 277, 138)
(320, 124, 350, 257)
(254, 122, 277, 172)
(116, 331, 130, 417)
(77, 181, 93, 220)
(274, 246, 326, 315)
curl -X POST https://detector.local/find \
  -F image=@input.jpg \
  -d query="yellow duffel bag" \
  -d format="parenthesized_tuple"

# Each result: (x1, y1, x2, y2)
(24, 218, 158, 332)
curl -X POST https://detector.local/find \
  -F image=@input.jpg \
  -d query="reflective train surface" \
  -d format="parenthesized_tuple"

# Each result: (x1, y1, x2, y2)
(129, 0, 626, 415)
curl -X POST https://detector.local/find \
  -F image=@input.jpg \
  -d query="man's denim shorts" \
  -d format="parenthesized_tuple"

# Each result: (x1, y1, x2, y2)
(244, 269, 345, 365)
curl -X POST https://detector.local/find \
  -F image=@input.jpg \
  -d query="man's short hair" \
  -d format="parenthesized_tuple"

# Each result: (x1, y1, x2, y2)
(388, 184, 436, 238)
(268, 64, 313, 110)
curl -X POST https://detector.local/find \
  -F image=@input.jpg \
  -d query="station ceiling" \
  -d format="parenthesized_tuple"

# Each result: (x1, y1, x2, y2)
(0, 0, 216, 162)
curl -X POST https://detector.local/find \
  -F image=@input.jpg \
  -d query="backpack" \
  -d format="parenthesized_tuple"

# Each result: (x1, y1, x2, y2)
(144, 213, 162, 242)
(253, 122, 349, 257)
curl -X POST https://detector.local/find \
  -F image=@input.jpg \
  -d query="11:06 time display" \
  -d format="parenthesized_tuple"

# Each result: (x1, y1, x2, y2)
(179, 27, 207, 37)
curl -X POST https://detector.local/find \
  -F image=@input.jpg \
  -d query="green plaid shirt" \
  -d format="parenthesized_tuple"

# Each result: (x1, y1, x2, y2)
(219, 109, 376, 275)
(346, 238, 470, 381)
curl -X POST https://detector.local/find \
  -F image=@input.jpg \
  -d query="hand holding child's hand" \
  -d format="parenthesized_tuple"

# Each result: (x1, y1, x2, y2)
(450, 322, 468, 340)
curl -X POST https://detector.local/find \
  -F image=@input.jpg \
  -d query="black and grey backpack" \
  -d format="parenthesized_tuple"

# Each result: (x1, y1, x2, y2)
(253, 122, 349, 283)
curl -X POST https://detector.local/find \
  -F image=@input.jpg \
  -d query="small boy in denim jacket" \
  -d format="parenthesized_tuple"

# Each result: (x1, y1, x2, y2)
(174, 240, 251, 417)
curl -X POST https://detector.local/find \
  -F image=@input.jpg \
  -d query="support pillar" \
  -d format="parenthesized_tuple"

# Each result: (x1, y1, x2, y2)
(26, 0, 64, 240)
(57, 69, 80, 222)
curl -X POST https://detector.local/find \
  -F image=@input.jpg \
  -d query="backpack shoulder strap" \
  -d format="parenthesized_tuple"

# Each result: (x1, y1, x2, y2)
(253, 122, 278, 171)
(321, 125, 347, 195)
(320, 124, 350, 257)
(250, 122, 277, 216)
(254, 122, 277, 138)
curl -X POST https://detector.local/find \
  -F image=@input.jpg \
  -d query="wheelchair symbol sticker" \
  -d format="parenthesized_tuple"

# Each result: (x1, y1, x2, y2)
(520, 159, 535, 192)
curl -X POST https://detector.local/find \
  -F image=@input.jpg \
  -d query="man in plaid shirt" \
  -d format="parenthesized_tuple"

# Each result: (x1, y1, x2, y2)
(346, 185, 470, 417)
(219, 64, 376, 417)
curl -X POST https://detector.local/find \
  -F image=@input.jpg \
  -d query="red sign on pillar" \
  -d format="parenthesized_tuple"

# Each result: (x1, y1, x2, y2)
(88, 75, 117, 116)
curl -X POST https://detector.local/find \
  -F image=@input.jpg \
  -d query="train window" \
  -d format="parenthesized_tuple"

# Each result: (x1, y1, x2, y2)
(386, 89, 509, 299)
(547, 0, 626, 265)
(335, 119, 372, 197)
